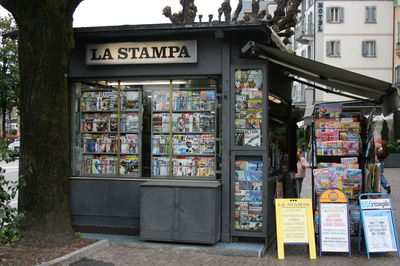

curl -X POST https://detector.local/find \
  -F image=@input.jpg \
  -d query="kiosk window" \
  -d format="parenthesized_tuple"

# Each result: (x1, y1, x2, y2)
(234, 69, 264, 147)
(71, 79, 221, 179)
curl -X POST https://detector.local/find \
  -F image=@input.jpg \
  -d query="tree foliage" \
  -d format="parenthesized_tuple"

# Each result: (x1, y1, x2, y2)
(0, 14, 19, 137)
(381, 120, 389, 142)
(0, 141, 25, 246)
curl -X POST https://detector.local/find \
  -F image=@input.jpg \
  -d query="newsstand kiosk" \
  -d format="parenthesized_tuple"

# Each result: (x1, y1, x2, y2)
(68, 22, 297, 246)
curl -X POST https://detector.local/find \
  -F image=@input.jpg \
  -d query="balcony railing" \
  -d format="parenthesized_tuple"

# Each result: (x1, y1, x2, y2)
(295, 23, 315, 44)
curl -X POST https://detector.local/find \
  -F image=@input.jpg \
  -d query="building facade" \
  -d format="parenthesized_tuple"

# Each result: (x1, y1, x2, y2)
(394, 0, 400, 85)
(293, 0, 393, 108)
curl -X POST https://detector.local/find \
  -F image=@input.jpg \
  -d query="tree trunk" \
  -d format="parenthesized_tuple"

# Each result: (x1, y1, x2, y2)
(0, 0, 82, 246)
(1, 109, 6, 138)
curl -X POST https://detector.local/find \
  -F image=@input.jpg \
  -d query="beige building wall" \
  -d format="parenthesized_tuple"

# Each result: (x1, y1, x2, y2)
(394, 2, 400, 83)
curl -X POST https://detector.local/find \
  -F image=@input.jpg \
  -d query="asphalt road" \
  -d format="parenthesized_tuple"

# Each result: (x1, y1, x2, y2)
(1, 159, 19, 209)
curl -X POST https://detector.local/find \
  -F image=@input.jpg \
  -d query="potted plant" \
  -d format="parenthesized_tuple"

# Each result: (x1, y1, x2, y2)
(385, 141, 400, 168)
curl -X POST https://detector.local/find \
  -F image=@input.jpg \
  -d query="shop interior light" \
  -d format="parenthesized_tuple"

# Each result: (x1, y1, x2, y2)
(107, 80, 187, 86)
(268, 95, 282, 104)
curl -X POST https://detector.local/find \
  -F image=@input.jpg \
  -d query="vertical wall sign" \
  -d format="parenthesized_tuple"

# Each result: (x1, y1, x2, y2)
(319, 188, 351, 257)
(275, 198, 316, 259)
(317, 3, 324, 32)
(359, 193, 400, 259)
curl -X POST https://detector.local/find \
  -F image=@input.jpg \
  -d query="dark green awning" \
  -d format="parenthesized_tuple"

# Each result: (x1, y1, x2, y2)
(241, 41, 399, 115)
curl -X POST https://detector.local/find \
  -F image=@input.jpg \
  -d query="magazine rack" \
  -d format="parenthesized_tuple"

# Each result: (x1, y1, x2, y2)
(311, 103, 369, 236)
(73, 81, 143, 177)
(150, 82, 218, 180)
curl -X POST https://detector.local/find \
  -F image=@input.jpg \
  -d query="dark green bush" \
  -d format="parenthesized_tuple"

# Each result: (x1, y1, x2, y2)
(387, 141, 400, 153)
(0, 138, 25, 246)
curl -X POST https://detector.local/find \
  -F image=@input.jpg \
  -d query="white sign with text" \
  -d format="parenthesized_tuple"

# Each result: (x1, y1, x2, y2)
(320, 203, 349, 252)
(363, 209, 397, 252)
(86, 40, 197, 65)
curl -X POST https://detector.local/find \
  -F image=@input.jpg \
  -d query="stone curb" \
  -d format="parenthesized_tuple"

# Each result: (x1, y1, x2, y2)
(111, 240, 266, 258)
(39, 239, 110, 266)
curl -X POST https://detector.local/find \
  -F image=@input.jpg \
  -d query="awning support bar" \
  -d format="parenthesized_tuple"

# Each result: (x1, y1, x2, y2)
(291, 77, 379, 104)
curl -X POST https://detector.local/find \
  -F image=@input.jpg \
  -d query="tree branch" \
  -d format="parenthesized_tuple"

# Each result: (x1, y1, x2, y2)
(252, 0, 260, 15)
(221, 0, 232, 22)
(232, 0, 243, 21)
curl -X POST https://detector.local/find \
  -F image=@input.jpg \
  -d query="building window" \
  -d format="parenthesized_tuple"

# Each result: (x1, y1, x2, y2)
(326, 7, 344, 23)
(292, 83, 305, 103)
(302, 0, 306, 13)
(396, 65, 400, 84)
(397, 21, 400, 44)
(362, 40, 376, 57)
(72, 78, 221, 179)
(326, 40, 341, 57)
(365, 6, 376, 23)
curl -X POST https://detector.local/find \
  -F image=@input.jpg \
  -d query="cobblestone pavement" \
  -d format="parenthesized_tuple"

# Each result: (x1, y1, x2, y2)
(77, 168, 400, 266)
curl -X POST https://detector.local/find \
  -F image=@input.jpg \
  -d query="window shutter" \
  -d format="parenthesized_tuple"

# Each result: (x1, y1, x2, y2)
(339, 7, 344, 23)
(398, 21, 400, 43)
(365, 7, 369, 22)
(336, 41, 341, 56)
(372, 41, 376, 56)
(362, 41, 366, 56)
(372, 6, 376, 22)
(326, 41, 331, 56)
(397, 66, 400, 83)
(327, 7, 332, 22)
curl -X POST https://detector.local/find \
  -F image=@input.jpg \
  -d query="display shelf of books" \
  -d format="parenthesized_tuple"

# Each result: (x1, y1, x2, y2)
(77, 83, 142, 177)
(312, 103, 364, 235)
(234, 69, 263, 147)
(233, 158, 264, 233)
(151, 88, 217, 179)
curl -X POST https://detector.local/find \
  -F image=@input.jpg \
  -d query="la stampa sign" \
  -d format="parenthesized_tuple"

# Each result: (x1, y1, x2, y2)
(86, 40, 197, 65)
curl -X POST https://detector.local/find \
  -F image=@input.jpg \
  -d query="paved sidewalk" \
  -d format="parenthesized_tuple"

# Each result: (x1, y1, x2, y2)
(69, 168, 400, 266)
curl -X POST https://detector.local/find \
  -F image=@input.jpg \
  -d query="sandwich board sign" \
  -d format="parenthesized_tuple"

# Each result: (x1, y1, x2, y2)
(275, 198, 316, 259)
(318, 188, 351, 257)
(359, 193, 400, 259)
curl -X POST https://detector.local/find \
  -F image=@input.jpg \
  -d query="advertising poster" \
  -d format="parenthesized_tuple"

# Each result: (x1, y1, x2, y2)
(275, 198, 316, 259)
(320, 203, 349, 252)
(282, 207, 308, 243)
(363, 209, 397, 252)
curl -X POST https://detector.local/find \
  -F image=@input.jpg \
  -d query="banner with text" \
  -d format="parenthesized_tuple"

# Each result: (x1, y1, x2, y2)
(86, 41, 197, 65)
(360, 197, 399, 255)
(319, 188, 350, 255)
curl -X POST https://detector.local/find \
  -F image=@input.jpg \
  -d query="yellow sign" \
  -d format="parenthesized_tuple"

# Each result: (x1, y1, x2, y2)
(320, 189, 348, 203)
(275, 198, 316, 259)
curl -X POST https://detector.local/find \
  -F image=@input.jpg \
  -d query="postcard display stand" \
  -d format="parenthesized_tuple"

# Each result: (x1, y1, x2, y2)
(231, 67, 269, 237)
(74, 82, 142, 177)
(151, 84, 217, 179)
(312, 104, 364, 236)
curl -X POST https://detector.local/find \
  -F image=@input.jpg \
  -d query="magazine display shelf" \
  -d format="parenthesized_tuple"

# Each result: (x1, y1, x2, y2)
(75, 82, 143, 178)
(312, 104, 365, 236)
(230, 66, 271, 238)
(150, 84, 217, 180)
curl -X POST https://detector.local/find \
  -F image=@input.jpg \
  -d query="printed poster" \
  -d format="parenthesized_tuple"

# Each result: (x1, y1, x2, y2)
(320, 203, 349, 252)
(362, 210, 397, 252)
(282, 207, 308, 243)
